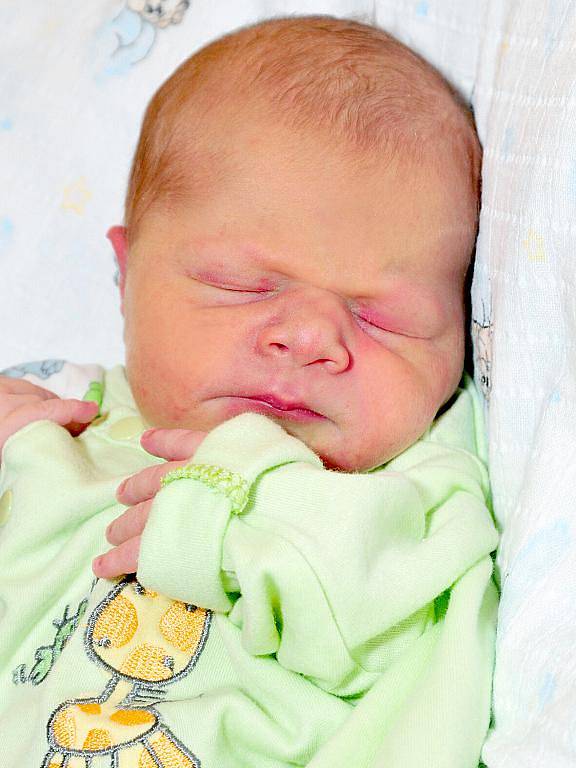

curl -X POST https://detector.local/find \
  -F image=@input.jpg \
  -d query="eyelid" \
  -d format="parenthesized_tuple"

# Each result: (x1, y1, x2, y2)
(193, 273, 430, 337)
(354, 313, 392, 333)
(189, 272, 276, 293)
(354, 312, 426, 340)
(218, 285, 270, 293)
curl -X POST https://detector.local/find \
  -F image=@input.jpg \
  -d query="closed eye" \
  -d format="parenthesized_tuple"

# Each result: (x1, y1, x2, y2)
(354, 314, 392, 333)
(192, 277, 278, 300)
(354, 314, 425, 340)
(183, 266, 277, 294)
(210, 285, 278, 299)
(188, 273, 274, 294)
(216, 285, 270, 294)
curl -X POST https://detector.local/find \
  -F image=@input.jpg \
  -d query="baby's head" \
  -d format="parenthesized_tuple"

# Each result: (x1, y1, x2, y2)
(108, 15, 481, 472)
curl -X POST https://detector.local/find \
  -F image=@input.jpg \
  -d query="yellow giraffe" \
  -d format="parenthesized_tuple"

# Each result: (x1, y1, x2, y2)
(42, 576, 211, 767)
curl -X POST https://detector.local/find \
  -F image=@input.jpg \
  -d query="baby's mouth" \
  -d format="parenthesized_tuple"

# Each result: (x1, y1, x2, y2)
(219, 394, 326, 423)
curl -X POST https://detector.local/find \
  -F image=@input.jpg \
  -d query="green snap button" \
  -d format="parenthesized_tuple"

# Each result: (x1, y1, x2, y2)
(108, 416, 145, 441)
(0, 490, 12, 526)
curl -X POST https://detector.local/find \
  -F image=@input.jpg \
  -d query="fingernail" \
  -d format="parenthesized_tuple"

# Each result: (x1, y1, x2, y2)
(92, 556, 103, 575)
(116, 479, 127, 499)
(105, 523, 113, 541)
(141, 429, 157, 441)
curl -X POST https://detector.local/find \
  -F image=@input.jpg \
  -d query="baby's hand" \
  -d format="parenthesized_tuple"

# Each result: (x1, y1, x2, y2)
(92, 428, 207, 579)
(0, 375, 99, 460)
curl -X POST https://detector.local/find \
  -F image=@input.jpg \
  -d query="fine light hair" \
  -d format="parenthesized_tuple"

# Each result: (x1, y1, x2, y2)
(125, 15, 482, 245)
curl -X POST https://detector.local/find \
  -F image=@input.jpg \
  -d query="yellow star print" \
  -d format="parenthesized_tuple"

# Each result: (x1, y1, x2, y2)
(62, 177, 92, 215)
(523, 228, 547, 262)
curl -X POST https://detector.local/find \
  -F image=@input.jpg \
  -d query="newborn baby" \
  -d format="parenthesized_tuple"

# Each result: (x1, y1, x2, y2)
(0, 15, 498, 768)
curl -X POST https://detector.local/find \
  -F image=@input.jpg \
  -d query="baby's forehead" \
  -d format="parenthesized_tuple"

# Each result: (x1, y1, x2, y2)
(126, 16, 480, 247)
(150, 107, 476, 280)
(167, 185, 472, 293)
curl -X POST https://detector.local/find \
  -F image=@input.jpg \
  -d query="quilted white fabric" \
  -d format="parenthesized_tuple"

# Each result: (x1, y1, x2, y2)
(472, 5, 576, 768)
(2, 1, 576, 766)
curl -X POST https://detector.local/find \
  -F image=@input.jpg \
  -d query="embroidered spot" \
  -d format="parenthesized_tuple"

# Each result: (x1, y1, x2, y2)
(161, 463, 249, 514)
(133, 582, 158, 598)
(159, 601, 207, 653)
(110, 709, 156, 726)
(83, 727, 112, 751)
(139, 749, 157, 768)
(146, 731, 198, 767)
(78, 702, 101, 715)
(52, 708, 77, 749)
(119, 643, 174, 681)
(93, 594, 138, 648)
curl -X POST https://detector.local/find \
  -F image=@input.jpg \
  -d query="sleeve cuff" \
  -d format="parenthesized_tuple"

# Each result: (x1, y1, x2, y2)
(189, 412, 322, 483)
(137, 477, 235, 612)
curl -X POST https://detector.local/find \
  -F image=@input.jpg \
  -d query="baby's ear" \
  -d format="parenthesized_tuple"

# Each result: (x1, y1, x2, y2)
(106, 226, 128, 312)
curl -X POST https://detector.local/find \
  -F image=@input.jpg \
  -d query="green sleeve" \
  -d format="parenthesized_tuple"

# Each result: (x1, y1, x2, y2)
(137, 415, 322, 613)
(137, 410, 499, 699)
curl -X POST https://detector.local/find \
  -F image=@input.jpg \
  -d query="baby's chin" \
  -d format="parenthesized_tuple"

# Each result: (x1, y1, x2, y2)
(232, 415, 395, 473)
(302, 430, 393, 473)
(310, 424, 424, 472)
(318, 449, 386, 473)
(135, 395, 394, 472)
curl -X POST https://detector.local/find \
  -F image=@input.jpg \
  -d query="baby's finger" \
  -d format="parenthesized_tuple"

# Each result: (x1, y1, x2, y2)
(0, 399, 99, 456)
(92, 536, 141, 579)
(140, 428, 207, 462)
(0, 395, 54, 424)
(116, 459, 190, 506)
(27, 397, 99, 426)
(106, 499, 152, 546)
(0, 376, 59, 398)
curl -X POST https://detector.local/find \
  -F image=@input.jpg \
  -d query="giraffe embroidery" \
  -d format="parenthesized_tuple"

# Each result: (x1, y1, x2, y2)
(42, 576, 211, 767)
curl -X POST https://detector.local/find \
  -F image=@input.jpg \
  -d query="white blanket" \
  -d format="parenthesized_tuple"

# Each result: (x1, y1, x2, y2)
(2, 2, 576, 765)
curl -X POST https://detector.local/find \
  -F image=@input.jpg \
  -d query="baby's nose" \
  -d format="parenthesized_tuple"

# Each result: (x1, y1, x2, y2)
(256, 290, 351, 373)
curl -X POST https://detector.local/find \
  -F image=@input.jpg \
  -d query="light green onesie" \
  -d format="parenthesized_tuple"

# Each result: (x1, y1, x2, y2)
(0, 365, 498, 768)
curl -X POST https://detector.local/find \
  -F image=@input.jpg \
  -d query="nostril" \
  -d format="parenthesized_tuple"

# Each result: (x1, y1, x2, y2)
(270, 342, 289, 353)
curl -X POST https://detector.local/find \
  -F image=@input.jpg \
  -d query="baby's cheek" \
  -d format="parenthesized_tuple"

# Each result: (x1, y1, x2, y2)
(125, 360, 179, 426)
(162, 395, 200, 427)
(344, 394, 435, 469)
(148, 383, 199, 428)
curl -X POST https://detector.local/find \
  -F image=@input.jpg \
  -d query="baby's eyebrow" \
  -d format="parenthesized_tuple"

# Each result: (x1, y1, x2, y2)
(184, 240, 271, 264)
(180, 241, 275, 274)
(190, 265, 277, 290)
